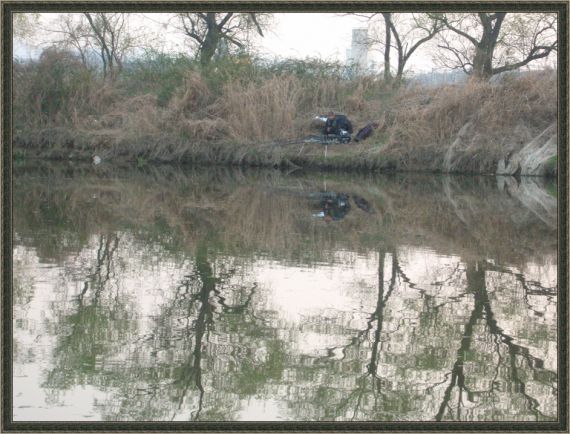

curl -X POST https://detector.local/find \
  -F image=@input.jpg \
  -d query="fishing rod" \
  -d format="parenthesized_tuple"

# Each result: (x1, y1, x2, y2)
(264, 133, 351, 148)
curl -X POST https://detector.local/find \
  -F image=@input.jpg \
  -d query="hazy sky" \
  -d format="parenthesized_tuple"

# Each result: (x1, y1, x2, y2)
(258, 13, 436, 71)
(14, 12, 440, 72)
(259, 13, 372, 60)
(14, 12, 555, 73)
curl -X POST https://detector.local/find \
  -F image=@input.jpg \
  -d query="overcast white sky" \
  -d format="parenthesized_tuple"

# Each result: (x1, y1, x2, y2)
(259, 14, 374, 60)
(14, 12, 556, 73)
(14, 12, 441, 72)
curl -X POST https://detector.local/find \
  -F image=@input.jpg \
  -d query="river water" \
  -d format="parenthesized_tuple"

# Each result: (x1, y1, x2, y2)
(12, 163, 558, 422)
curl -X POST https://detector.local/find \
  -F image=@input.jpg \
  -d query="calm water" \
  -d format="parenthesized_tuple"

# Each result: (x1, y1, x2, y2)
(12, 163, 558, 422)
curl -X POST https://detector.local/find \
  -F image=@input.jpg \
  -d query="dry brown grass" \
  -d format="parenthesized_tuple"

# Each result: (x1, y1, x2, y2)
(381, 70, 557, 173)
(220, 75, 302, 143)
(169, 71, 213, 115)
(13, 52, 556, 175)
(214, 74, 386, 144)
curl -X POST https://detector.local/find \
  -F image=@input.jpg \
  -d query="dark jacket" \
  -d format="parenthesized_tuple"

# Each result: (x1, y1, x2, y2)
(323, 114, 353, 135)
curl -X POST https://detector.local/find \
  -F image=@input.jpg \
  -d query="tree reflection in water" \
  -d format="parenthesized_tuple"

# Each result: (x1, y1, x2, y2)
(13, 164, 557, 422)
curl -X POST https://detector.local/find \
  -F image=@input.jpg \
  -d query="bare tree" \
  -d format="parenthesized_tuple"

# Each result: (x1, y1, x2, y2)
(42, 12, 158, 79)
(13, 13, 40, 40)
(49, 14, 92, 66)
(434, 13, 557, 80)
(176, 13, 269, 65)
(388, 14, 443, 83)
(360, 13, 443, 85)
(43, 13, 143, 80)
(83, 13, 137, 79)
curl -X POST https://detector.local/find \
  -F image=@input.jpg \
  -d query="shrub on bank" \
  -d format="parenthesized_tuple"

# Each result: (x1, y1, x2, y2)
(120, 51, 197, 106)
(13, 48, 97, 129)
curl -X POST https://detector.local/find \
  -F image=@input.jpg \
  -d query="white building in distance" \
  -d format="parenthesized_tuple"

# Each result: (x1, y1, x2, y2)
(346, 28, 369, 73)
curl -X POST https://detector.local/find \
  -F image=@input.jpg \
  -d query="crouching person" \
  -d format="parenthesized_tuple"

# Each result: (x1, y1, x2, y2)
(323, 111, 353, 143)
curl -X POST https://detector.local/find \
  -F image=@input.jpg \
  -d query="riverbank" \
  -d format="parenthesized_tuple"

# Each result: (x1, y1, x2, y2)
(14, 126, 558, 177)
(13, 51, 557, 176)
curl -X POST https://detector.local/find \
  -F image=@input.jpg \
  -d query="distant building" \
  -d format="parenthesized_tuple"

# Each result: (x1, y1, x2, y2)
(346, 28, 369, 74)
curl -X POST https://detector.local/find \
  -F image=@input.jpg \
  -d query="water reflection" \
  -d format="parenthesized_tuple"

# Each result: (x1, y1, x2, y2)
(13, 164, 557, 422)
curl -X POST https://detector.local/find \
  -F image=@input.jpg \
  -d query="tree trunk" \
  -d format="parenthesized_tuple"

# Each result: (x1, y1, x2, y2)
(382, 13, 392, 82)
(435, 259, 485, 420)
(471, 13, 506, 80)
(472, 46, 493, 80)
(394, 64, 404, 88)
(200, 13, 220, 66)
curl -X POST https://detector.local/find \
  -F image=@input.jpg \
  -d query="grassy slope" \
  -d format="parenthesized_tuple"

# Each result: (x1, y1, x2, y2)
(13, 50, 557, 175)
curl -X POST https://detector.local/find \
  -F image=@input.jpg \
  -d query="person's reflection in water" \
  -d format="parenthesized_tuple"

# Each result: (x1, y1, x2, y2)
(319, 193, 351, 223)
(313, 192, 375, 223)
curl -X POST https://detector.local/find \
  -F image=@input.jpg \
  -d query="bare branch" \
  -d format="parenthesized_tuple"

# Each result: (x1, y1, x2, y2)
(492, 41, 557, 74)
(176, 12, 269, 64)
(433, 12, 556, 79)
(217, 13, 234, 30)
(440, 14, 480, 47)
(249, 13, 264, 37)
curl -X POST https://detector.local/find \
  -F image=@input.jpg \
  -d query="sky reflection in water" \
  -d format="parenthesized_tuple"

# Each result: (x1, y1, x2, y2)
(12, 164, 557, 422)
